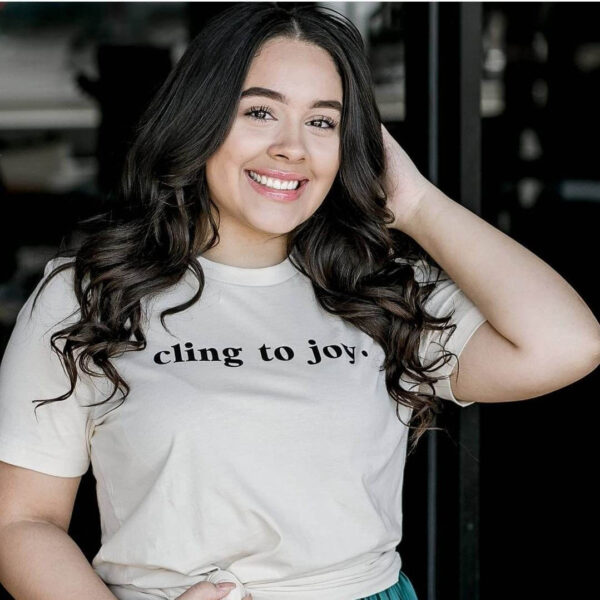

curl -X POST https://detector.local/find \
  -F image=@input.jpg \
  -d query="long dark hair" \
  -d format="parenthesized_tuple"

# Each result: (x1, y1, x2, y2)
(32, 3, 458, 454)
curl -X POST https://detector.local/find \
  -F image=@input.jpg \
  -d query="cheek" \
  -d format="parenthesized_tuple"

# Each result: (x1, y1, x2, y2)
(228, 120, 263, 152)
(204, 157, 232, 205)
(311, 138, 340, 172)
(206, 147, 238, 186)
(208, 122, 253, 168)
(316, 156, 340, 182)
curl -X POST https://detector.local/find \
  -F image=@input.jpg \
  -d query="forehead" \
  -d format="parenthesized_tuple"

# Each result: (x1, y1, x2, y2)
(243, 37, 343, 101)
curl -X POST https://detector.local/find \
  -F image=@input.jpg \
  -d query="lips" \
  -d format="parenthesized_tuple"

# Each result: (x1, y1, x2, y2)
(244, 169, 309, 202)
(245, 170, 308, 190)
(245, 169, 309, 183)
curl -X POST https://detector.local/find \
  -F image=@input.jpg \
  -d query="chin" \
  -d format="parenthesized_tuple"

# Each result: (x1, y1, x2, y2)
(258, 224, 297, 237)
(247, 216, 300, 236)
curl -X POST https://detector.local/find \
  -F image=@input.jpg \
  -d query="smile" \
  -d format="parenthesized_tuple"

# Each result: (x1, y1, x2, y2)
(244, 170, 309, 202)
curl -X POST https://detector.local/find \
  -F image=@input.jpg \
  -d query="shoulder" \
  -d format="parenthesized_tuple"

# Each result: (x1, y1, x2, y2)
(20, 257, 79, 332)
(43, 256, 75, 278)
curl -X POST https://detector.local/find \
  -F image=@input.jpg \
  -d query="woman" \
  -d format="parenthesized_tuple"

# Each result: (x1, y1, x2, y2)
(0, 4, 598, 600)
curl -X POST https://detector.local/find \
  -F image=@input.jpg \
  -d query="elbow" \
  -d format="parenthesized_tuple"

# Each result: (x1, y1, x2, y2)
(556, 334, 600, 384)
(586, 333, 600, 372)
(525, 332, 600, 392)
(579, 324, 600, 371)
(563, 324, 600, 368)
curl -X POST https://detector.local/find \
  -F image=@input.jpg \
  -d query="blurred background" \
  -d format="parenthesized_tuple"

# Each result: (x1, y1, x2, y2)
(0, 2, 598, 599)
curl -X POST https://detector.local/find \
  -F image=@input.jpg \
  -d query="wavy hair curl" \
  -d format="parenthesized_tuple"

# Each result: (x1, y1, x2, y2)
(32, 2, 460, 454)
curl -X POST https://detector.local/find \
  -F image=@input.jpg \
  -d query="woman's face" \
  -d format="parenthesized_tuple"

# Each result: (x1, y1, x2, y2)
(205, 36, 343, 250)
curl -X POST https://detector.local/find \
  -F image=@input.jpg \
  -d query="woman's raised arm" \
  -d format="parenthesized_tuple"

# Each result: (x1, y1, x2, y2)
(381, 124, 600, 403)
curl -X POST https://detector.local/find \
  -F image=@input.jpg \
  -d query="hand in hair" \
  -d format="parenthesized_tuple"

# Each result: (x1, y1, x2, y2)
(380, 123, 433, 232)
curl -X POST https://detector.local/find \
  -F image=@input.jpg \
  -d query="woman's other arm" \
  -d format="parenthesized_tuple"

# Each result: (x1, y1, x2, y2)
(0, 461, 118, 600)
(0, 519, 119, 600)
(0, 462, 117, 600)
(0, 461, 251, 600)
(0, 519, 247, 600)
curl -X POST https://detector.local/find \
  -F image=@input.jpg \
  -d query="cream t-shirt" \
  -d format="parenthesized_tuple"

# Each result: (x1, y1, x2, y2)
(0, 254, 486, 600)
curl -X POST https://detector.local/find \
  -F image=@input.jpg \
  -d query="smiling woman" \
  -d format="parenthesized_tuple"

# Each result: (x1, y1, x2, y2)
(6, 3, 592, 600)
(0, 4, 475, 599)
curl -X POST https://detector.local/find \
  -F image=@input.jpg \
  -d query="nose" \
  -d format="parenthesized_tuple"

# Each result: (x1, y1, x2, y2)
(206, 567, 247, 600)
(268, 123, 307, 163)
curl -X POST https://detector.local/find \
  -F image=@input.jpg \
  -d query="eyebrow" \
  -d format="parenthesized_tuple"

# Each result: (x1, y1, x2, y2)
(240, 86, 343, 113)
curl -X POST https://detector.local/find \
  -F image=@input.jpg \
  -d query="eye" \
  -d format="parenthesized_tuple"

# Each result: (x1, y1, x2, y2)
(245, 105, 274, 122)
(244, 105, 338, 130)
(307, 116, 338, 130)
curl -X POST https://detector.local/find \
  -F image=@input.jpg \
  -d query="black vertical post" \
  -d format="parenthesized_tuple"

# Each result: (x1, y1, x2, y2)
(405, 3, 483, 600)
(452, 6, 482, 599)
(403, 4, 438, 598)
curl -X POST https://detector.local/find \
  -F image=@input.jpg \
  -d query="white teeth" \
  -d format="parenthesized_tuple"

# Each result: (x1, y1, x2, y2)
(248, 170, 301, 190)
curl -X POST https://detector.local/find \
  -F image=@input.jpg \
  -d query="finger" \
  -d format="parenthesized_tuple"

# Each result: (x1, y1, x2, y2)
(180, 581, 237, 599)
(215, 583, 237, 598)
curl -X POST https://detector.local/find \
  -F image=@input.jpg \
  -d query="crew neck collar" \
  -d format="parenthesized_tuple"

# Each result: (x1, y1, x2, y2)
(197, 254, 299, 286)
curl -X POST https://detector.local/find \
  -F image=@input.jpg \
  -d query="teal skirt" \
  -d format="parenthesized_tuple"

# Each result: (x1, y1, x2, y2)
(358, 571, 419, 600)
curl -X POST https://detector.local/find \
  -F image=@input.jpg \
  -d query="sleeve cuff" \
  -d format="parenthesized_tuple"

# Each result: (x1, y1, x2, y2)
(436, 310, 488, 407)
(0, 435, 90, 478)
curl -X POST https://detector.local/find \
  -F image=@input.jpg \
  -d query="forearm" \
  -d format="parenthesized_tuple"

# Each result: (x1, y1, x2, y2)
(399, 182, 600, 358)
(0, 520, 117, 600)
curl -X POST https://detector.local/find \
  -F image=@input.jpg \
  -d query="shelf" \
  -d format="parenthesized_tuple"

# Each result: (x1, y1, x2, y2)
(0, 106, 100, 130)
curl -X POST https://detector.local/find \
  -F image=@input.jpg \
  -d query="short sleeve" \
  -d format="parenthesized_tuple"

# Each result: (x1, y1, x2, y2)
(398, 258, 488, 407)
(0, 258, 95, 477)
